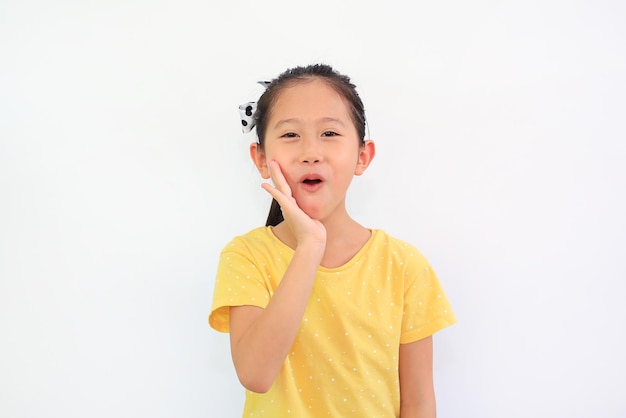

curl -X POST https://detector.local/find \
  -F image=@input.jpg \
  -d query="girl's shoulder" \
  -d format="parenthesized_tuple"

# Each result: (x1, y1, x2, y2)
(369, 228, 426, 257)
(365, 229, 433, 270)
(221, 226, 285, 255)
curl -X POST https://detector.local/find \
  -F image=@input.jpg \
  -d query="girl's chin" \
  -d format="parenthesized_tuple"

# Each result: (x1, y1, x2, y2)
(298, 205, 326, 221)
(295, 198, 344, 222)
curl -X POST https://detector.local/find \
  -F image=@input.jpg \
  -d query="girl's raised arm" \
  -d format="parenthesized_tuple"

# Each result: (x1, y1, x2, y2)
(229, 161, 326, 393)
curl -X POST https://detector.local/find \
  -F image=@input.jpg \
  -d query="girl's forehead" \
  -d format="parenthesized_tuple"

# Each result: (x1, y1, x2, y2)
(270, 79, 351, 119)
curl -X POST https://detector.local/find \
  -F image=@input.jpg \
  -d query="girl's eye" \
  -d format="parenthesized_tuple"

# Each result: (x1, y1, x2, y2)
(282, 132, 298, 138)
(322, 131, 338, 137)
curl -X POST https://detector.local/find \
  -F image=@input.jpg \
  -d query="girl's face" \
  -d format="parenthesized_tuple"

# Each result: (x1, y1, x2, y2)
(251, 78, 375, 222)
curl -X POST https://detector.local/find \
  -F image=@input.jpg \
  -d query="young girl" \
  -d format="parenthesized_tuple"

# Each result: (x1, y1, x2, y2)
(209, 64, 456, 417)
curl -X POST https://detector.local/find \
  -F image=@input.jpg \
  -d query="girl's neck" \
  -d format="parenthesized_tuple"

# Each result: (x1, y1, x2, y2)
(272, 213, 371, 269)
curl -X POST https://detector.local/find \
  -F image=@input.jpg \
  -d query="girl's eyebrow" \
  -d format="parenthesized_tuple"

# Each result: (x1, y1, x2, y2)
(274, 117, 346, 129)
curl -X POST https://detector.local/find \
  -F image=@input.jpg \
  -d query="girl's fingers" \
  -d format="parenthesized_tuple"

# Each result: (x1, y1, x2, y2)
(261, 182, 284, 205)
(260, 160, 325, 246)
(261, 178, 295, 211)
(262, 161, 299, 214)
(267, 160, 292, 196)
(261, 163, 290, 208)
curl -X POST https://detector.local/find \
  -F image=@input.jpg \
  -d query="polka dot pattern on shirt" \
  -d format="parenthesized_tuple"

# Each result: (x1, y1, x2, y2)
(209, 227, 456, 417)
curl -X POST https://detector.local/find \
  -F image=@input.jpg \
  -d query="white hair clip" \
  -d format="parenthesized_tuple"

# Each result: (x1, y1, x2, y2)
(239, 81, 271, 133)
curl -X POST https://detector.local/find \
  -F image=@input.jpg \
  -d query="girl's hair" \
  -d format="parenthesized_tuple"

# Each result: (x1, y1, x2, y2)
(254, 63, 367, 227)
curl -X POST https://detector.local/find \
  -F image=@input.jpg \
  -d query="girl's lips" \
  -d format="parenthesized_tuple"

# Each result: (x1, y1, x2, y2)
(298, 173, 325, 183)
(301, 181, 323, 193)
(299, 175, 325, 192)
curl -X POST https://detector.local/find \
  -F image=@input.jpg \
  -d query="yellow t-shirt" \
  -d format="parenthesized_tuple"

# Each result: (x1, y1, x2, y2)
(209, 226, 456, 417)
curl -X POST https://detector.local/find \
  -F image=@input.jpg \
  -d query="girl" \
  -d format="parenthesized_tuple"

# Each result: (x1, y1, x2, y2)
(209, 64, 456, 417)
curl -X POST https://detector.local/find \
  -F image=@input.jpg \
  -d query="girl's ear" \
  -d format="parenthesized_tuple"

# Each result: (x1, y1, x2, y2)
(355, 140, 376, 176)
(250, 142, 271, 179)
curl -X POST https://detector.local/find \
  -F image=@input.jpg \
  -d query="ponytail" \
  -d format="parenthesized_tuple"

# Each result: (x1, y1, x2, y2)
(265, 198, 284, 227)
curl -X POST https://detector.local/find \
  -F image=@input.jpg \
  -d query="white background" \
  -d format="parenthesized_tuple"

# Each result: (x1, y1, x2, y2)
(1, 1, 625, 417)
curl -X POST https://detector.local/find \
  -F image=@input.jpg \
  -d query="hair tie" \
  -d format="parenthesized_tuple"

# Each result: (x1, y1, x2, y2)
(239, 81, 271, 133)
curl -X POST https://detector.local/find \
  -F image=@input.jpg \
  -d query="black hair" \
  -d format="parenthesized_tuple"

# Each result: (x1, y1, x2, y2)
(253, 64, 367, 227)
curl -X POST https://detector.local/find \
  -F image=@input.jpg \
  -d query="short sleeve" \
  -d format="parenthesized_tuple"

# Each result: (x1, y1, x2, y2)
(400, 256, 456, 344)
(208, 245, 271, 333)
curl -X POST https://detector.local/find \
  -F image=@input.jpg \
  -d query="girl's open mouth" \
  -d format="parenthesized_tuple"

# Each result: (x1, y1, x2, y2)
(301, 177, 324, 192)
(303, 179, 322, 185)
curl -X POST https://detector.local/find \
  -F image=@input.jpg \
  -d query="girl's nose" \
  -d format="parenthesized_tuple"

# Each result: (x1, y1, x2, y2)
(300, 137, 323, 164)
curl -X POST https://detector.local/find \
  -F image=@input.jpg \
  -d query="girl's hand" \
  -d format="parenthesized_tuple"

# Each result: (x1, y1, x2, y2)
(261, 160, 327, 249)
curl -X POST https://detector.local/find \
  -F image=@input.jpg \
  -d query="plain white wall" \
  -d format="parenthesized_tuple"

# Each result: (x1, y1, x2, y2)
(1, 1, 625, 417)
